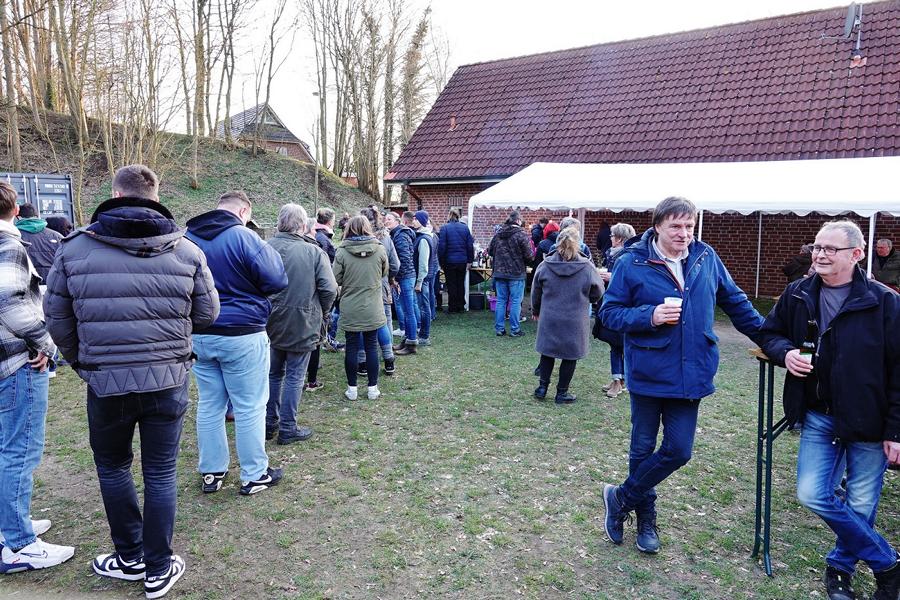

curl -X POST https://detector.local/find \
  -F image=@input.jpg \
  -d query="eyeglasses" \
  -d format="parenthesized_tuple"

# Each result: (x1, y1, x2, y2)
(803, 244, 856, 256)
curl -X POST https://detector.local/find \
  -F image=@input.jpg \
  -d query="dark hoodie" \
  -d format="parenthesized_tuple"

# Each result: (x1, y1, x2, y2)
(16, 216, 63, 280)
(531, 253, 604, 360)
(187, 209, 287, 335)
(43, 197, 219, 396)
(488, 223, 534, 279)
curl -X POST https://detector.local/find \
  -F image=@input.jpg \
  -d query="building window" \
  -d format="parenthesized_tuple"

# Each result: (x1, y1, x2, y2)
(277, 147, 289, 156)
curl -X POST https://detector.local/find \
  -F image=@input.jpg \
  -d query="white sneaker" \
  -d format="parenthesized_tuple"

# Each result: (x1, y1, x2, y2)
(0, 518, 51, 544)
(0, 538, 74, 573)
(367, 386, 381, 400)
(344, 386, 358, 401)
(93, 552, 146, 580)
(392, 328, 403, 336)
(144, 555, 185, 599)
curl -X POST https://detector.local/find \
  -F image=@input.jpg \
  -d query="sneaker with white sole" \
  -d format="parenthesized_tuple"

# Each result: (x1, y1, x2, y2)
(392, 328, 403, 336)
(0, 518, 51, 545)
(144, 555, 185, 599)
(344, 386, 358, 401)
(239, 467, 283, 496)
(367, 386, 381, 400)
(200, 471, 226, 493)
(93, 552, 146, 580)
(0, 538, 74, 573)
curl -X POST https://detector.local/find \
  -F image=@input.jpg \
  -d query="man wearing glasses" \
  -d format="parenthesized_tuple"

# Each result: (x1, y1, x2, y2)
(760, 221, 900, 600)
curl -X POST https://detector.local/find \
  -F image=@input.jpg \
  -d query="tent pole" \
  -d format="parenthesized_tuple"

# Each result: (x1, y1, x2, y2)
(867, 214, 876, 277)
(755, 212, 762, 299)
(697, 210, 704, 241)
(577, 208, 586, 237)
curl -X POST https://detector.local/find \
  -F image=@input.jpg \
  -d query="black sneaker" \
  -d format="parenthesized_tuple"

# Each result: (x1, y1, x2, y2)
(534, 385, 547, 400)
(239, 467, 283, 496)
(635, 513, 660, 554)
(383, 359, 396, 375)
(825, 565, 856, 600)
(265, 428, 276, 441)
(277, 426, 313, 445)
(496, 330, 506, 336)
(144, 555, 185, 599)
(201, 472, 226, 493)
(602, 484, 632, 545)
(358, 362, 368, 375)
(93, 552, 146, 581)
(509, 330, 525, 337)
(554, 391, 577, 404)
(874, 560, 900, 600)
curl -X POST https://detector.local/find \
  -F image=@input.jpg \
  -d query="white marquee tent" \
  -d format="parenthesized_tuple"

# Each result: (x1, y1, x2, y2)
(467, 157, 900, 296)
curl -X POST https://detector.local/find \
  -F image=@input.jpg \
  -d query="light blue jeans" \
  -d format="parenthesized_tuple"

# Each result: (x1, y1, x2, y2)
(493, 277, 525, 334)
(193, 332, 270, 482)
(0, 364, 49, 551)
(797, 410, 897, 574)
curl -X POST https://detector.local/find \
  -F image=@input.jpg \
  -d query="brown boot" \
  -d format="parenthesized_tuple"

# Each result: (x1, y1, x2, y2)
(395, 342, 417, 355)
(606, 379, 625, 398)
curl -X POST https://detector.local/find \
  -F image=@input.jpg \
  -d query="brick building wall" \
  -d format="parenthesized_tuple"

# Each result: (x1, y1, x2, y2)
(260, 140, 313, 162)
(407, 182, 900, 297)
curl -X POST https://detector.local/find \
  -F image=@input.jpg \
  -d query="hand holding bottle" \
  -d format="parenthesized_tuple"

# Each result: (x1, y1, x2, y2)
(785, 349, 814, 378)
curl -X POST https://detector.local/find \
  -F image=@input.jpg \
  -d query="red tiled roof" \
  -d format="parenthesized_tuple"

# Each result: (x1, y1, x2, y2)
(386, 1, 900, 182)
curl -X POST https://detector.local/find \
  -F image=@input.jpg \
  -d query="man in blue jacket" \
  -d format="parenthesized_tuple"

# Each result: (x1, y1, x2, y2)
(759, 221, 900, 600)
(599, 196, 763, 555)
(438, 208, 474, 313)
(186, 191, 288, 496)
(385, 211, 418, 355)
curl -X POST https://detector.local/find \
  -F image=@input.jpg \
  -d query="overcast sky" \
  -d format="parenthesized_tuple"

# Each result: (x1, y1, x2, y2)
(248, 0, 858, 150)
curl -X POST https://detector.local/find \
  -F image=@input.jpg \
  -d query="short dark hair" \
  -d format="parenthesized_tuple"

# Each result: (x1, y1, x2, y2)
(539, 217, 549, 225)
(112, 164, 159, 200)
(0, 182, 17, 219)
(317, 207, 335, 225)
(18, 203, 38, 218)
(46, 215, 73, 236)
(652, 196, 697, 228)
(217, 190, 251, 210)
(360, 206, 381, 229)
(505, 210, 521, 226)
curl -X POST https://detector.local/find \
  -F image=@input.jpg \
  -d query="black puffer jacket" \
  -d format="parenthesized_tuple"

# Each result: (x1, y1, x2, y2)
(44, 197, 220, 397)
(759, 268, 900, 442)
(488, 224, 534, 280)
(16, 218, 63, 280)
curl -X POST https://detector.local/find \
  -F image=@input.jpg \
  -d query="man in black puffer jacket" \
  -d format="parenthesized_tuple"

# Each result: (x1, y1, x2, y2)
(487, 211, 534, 337)
(15, 203, 63, 282)
(44, 165, 219, 597)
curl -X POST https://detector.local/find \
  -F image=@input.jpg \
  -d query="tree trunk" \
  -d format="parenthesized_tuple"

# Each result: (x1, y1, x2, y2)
(1, 4, 23, 171)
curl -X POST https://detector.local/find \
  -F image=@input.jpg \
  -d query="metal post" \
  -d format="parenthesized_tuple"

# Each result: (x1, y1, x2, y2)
(697, 210, 704, 241)
(763, 362, 776, 576)
(754, 212, 762, 298)
(752, 359, 766, 560)
(866, 213, 876, 277)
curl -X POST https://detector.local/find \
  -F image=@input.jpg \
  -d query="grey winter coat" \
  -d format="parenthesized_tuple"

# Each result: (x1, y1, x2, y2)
(531, 253, 604, 360)
(266, 232, 338, 353)
(44, 197, 220, 397)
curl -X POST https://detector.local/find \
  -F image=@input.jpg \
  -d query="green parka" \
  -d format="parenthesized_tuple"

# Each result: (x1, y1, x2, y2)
(333, 236, 388, 332)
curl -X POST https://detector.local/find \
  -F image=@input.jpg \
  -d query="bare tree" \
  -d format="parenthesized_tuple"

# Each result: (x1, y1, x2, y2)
(1, 2, 23, 171)
(424, 23, 451, 98)
(250, 0, 294, 156)
(398, 8, 429, 150)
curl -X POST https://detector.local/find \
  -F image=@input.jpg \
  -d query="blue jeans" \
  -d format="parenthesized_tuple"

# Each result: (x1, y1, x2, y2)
(494, 278, 525, 334)
(0, 365, 48, 551)
(193, 332, 270, 482)
(87, 381, 188, 577)
(397, 277, 418, 342)
(610, 346, 624, 380)
(266, 349, 311, 437)
(416, 277, 433, 340)
(328, 307, 340, 340)
(357, 305, 394, 363)
(345, 330, 379, 387)
(797, 410, 897, 574)
(428, 273, 438, 320)
(619, 393, 700, 514)
(391, 288, 405, 327)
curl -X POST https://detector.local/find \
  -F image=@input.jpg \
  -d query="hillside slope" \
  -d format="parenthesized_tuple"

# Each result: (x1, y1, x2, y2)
(0, 109, 376, 226)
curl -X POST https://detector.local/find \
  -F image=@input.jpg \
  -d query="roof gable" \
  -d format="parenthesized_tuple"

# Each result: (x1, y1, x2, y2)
(214, 103, 302, 145)
(387, 1, 900, 182)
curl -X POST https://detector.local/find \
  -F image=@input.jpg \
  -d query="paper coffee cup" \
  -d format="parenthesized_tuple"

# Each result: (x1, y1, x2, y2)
(664, 297, 683, 307)
(599, 267, 609, 274)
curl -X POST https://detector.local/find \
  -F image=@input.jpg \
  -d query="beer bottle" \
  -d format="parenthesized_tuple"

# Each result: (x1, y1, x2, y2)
(798, 319, 817, 365)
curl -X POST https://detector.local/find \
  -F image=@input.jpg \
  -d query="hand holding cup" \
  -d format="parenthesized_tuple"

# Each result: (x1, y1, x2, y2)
(653, 297, 682, 326)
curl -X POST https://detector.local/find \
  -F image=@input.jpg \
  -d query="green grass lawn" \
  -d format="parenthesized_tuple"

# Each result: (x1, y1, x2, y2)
(7, 309, 898, 599)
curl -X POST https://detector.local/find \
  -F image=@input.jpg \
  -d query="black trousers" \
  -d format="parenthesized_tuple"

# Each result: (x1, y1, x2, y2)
(307, 346, 320, 383)
(538, 355, 577, 392)
(444, 264, 468, 313)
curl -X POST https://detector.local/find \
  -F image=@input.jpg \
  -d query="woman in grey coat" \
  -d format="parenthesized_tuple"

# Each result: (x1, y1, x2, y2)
(531, 227, 604, 404)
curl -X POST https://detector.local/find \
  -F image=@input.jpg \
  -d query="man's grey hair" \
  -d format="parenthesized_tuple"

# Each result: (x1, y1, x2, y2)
(277, 203, 308, 233)
(877, 238, 893, 249)
(652, 196, 697, 227)
(306, 217, 317, 234)
(113, 164, 159, 200)
(610, 223, 636, 240)
(819, 220, 866, 249)
(559, 217, 581, 231)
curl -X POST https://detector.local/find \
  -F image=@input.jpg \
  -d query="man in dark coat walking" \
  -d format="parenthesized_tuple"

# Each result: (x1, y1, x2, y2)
(438, 208, 474, 313)
(14, 203, 63, 282)
(488, 211, 534, 337)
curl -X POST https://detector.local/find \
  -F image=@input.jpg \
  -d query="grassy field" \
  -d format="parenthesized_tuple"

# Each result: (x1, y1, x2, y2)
(4, 308, 898, 599)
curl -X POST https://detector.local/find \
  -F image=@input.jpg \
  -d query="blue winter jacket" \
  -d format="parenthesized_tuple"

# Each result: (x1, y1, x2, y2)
(438, 220, 474, 266)
(390, 225, 416, 281)
(599, 228, 763, 400)
(186, 209, 287, 334)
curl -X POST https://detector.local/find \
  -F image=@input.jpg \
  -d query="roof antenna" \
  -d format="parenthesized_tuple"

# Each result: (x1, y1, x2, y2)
(822, 3, 864, 62)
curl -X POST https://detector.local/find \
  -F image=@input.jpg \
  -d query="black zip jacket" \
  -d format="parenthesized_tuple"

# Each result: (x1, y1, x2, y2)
(759, 267, 900, 442)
